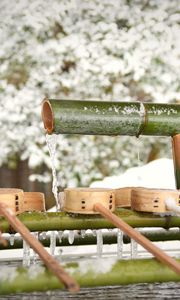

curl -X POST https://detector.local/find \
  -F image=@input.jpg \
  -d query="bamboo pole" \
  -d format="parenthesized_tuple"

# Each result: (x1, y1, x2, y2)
(94, 203, 180, 275)
(123, 228, 180, 244)
(0, 203, 79, 293)
(1, 228, 180, 250)
(0, 258, 180, 295)
(172, 133, 180, 189)
(0, 209, 180, 233)
(42, 99, 180, 136)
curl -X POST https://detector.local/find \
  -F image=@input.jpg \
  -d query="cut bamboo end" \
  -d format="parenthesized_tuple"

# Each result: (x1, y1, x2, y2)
(63, 188, 115, 214)
(131, 187, 180, 213)
(115, 187, 132, 207)
(41, 99, 54, 134)
(0, 188, 24, 215)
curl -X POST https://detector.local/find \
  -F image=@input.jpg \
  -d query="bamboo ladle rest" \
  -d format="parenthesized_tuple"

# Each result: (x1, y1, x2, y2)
(0, 203, 79, 293)
(63, 188, 180, 276)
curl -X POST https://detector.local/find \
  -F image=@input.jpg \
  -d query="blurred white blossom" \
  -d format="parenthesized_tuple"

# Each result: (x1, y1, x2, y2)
(0, 0, 179, 187)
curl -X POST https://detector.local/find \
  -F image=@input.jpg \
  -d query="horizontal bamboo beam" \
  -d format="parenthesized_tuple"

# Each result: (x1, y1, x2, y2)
(123, 228, 180, 244)
(42, 99, 180, 136)
(1, 229, 180, 250)
(0, 209, 180, 233)
(0, 258, 180, 295)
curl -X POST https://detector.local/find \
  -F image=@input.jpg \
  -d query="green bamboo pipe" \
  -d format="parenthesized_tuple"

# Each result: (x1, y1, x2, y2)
(1, 229, 180, 250)
(0, 258, 180, 295)
(42, 99, 180, 136)
(0, 209, 180, 233)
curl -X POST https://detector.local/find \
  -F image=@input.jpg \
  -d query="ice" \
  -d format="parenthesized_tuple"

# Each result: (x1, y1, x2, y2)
(32, 232, 39, 264)
(46, 134, 60, 211)
(117, 229, 123, 259)
(50, 231, 56, 256)
(92, 230, 97, 237)
(9, 234, 15, 246)
(23, 239, 31, 267)
(80, 229, 86, 238)
(68, 230, 75, 245)
(41, 232, 47, 240)
(96, 229, 103, 257)
(131, 239, 138, 259)
(58, 231, 63, 243)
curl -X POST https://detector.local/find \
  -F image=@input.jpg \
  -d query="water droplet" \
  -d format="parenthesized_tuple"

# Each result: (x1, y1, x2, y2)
(9, 234, 15, 246)
(80, 229, 86, 238)
(41, 232, 47, 240)
(68, 230, 75, 244)
(58, 231, 63, 243)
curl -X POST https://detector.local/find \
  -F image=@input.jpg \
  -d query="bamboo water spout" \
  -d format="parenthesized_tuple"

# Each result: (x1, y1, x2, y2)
(42, 99, 180, 136)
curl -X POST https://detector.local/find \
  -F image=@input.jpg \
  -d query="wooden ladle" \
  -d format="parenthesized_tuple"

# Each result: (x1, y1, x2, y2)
(63, 187, 180, 276)
(0, 203, 79, 293)
(94, 202, 180, 275)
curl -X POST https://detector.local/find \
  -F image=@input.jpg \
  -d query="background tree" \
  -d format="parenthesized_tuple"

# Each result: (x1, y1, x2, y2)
(0, 0, 179, 193)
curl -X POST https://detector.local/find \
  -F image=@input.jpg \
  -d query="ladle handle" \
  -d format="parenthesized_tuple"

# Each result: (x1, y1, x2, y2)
(94, 202, 180, 275)
(172, 133, 180, 189)
(0, 203, 79, 293)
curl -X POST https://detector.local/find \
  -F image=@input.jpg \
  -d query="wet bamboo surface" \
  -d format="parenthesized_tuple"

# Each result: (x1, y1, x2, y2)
(1, 283, 180, 300)
(0, 258, 180, 296)
(42, 99, 180, 136)
(0, 209, 180, 233)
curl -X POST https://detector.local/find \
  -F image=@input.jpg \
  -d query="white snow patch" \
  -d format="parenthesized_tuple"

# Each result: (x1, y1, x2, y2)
(165, 197, 180, 215)
(91, 158, 175, 189)
(27, 264, 45, 279)
(0, 266, 18, 282)
(71, 257, 117, 275)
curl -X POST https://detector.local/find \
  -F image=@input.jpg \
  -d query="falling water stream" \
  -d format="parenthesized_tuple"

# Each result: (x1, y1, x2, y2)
(46, 134, 60, 211)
